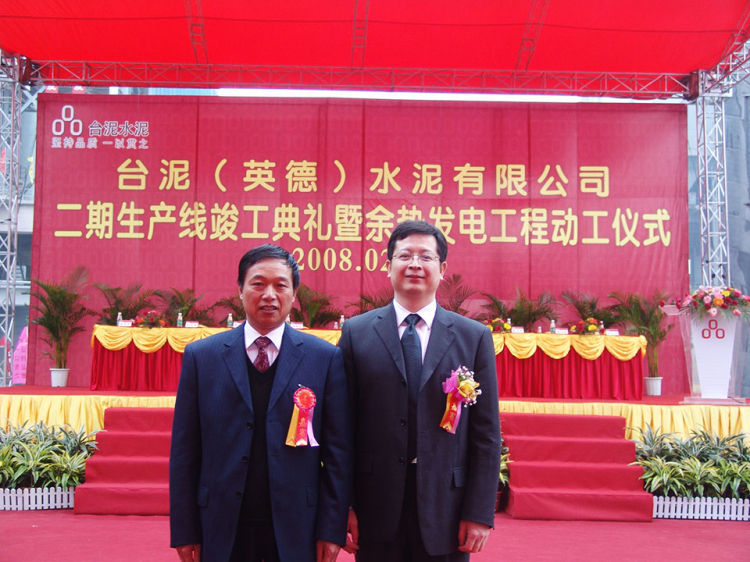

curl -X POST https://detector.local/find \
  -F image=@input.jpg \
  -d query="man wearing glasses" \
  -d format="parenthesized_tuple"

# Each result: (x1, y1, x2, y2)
(339, 220, 501, 562)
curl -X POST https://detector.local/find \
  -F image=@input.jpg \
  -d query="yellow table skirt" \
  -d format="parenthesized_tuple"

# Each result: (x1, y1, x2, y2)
(1, 394, 746, 439)
(498, 400, 750, 441)
(91, 325, 646, 361)
(0, 394, 177, 434)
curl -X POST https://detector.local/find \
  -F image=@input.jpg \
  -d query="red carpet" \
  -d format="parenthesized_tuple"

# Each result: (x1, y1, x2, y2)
(74, 408, 173, 515)
(2, 510, 748, 562)
(75, 408, 655, 520)
(502, 412, 653, 521)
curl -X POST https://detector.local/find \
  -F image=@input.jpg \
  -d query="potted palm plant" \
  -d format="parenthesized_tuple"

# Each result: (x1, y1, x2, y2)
(482, 287, 558, 332)
(608, 289, 673, 396)
(30, 265, 96, 387)
(560, 290, 618, 327)
(346, 287, 394, 317)
(158, 287, 217, 327)
(93, 282, 157, 325)
(437, 274, 478, 317)
(291, 284, 343, 328)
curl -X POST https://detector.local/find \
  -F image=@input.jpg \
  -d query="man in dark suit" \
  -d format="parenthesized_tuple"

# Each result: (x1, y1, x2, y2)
(170, 245, 353, 562)
(339, 221, 501, 562)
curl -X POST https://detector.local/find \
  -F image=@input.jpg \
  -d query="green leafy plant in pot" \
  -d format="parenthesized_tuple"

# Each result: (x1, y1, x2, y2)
(608, 289, 673, 388)
(30, 265, 96, 386)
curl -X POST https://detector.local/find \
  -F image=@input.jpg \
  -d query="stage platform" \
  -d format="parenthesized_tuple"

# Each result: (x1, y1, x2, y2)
(1, 386, 748, 438)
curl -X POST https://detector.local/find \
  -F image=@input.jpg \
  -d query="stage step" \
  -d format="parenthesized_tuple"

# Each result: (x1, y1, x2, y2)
(101, 407, 174, 433)
(501, 412, 652, 522)
(74, 408, 173, 515)
(503, 435, 636, 464)
(507, 488, 653, 522)
(94, 431, 172, 457)
(84, 456, 169, 483)
(74, 483, 169, 516)
(502, 412, 627, 439)
(509, 461, 646, 491)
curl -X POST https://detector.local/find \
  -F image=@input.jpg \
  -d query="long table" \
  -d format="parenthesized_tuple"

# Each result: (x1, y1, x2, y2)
(90, 325, 646, 399)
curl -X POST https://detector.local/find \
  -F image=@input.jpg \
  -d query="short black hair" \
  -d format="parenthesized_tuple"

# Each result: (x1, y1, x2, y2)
(237, 245, 300, 290)
(387, 221, 448, 262)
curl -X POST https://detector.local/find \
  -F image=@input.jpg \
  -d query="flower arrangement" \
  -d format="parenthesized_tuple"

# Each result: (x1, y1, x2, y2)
(569, 317, 601, 335)
(675, 286, 750, 321)
(487, 317, 512, 333)
(440, 365, 482, 434)
(135, 309, 168, 328)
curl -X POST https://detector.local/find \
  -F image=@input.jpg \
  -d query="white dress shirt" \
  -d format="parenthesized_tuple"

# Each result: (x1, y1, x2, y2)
(243, 321, 285, 366)
(393, 299, 437, 363)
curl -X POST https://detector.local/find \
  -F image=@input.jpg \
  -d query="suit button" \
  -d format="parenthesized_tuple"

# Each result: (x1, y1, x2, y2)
(399, 458, 405, 466)
(241, 456, 249, 464)
(246, 422, 253, 429)
(235, 491, 242, 498)
(400, 419, 406, 426)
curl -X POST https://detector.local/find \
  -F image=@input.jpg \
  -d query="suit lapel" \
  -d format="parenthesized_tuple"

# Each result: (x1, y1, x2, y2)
(373, 304, 407, 382)
(421, 305, 454, 391)
(268, 325, 305, 413)
(223, 324, 254, 412)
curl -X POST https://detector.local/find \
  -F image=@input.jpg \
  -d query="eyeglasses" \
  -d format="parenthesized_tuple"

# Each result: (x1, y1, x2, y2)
(393, 252, 439, 264)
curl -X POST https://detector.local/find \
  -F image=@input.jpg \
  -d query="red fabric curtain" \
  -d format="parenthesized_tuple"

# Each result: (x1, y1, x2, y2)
(92, 338, 643, 399)
(496, 347, 643, 400)
(90, 339, 182, 392)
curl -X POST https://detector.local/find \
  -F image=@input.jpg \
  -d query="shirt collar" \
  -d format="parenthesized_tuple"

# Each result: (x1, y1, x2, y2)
(393, 299, 437, 329)
(244, 321, 286, 351)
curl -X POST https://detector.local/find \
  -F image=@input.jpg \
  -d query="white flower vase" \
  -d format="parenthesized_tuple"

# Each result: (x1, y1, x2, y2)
(690, 316, 738, 399)
(644, 377, 663, 396)
(50, 368, 69, 387)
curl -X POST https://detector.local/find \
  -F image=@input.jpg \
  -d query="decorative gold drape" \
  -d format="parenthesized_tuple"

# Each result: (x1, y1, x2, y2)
(92, 325, 341, 353)
(492, 332, 646, 361)
(92, 325, 645, 361)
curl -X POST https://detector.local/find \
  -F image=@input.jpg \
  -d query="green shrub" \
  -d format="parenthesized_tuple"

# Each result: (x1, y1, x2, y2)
(630, 424, 750, 499)
(0, 421, 99, 489)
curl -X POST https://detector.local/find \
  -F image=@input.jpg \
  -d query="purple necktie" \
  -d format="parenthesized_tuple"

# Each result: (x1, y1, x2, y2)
(254, 336, 271, 372)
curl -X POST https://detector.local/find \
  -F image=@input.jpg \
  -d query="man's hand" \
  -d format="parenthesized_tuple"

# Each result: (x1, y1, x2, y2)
(457, 520, 490, 553)
(343, 507, 360, 554)
(316, 539, 342, 562)
(175, 544, 201, 561)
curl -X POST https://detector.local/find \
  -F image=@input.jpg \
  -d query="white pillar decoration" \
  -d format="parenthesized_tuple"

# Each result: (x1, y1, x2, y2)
(690, 316, 738, 399)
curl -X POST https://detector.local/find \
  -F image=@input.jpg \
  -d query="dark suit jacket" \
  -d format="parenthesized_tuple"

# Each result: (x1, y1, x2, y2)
(170, 323, 353, 562)
(339, 304, 501, 556)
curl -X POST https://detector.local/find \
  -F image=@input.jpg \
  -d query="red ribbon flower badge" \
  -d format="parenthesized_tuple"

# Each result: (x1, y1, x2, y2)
(285, 386, 319, 447)
(440, 365, 481, 434)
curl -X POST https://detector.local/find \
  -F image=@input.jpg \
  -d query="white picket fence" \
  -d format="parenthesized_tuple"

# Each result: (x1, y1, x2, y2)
(0, 487, 75, 510)
(653, 496, 750, 521)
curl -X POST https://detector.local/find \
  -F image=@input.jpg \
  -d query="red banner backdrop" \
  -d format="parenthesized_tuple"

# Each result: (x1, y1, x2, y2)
(31, 95, 688, 389)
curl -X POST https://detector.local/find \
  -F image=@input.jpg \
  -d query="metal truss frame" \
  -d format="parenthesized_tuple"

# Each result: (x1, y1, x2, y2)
(0, 54, 23, 386)
(700, 3, 750, 96)
(350, 0, 370, 68)
(696, 94, 730, 286)
(516, 0, 551, 71)
(185, 0, 209, 65)
(693, 15, 750, 287)
(23, 60, 692, 99)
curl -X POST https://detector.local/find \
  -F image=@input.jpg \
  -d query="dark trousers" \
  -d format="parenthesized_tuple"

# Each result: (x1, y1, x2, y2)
(229, 522, 280, 562)
(356, 466, 469, 562)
